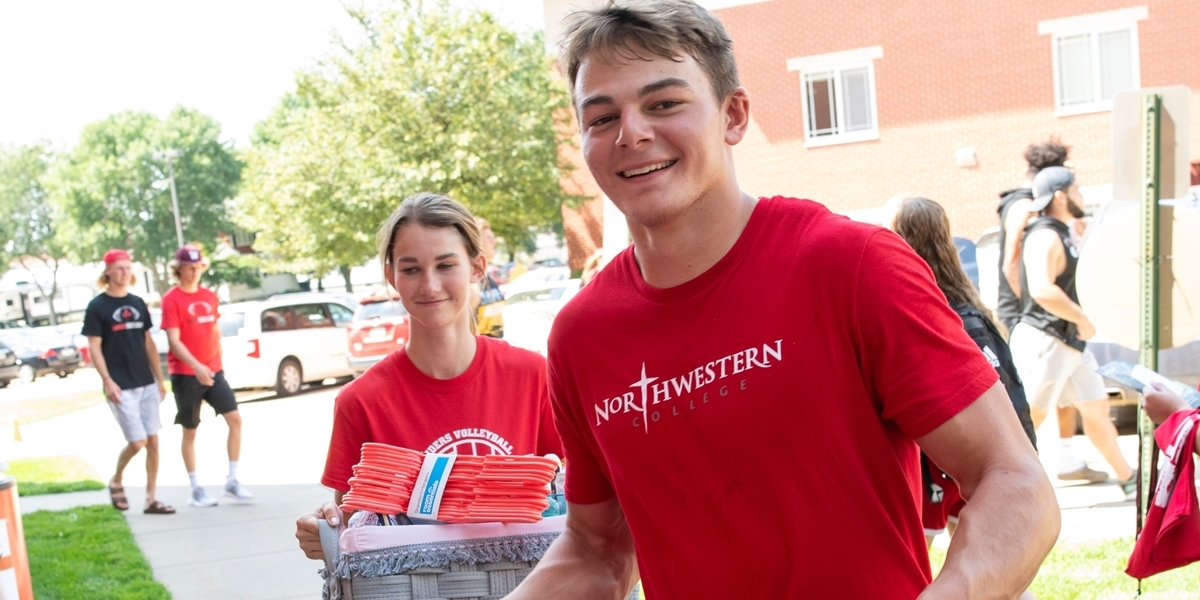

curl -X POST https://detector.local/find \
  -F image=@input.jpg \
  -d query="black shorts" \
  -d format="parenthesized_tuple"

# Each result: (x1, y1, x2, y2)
(171, 370, 238, 429)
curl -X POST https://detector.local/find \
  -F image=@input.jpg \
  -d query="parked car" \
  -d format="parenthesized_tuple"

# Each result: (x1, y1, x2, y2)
(499, 267, 572, 297)
(0, 342, 19, 387)
(0, 328, 82, 383)
(346, 294, 410, 376)
(218, 298, 356, 396)
(501, 279, 582, 356)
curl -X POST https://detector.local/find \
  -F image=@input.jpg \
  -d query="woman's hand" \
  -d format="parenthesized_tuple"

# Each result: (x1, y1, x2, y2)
(295, 501, 343, 560)
(1143, 382, 1189, 424)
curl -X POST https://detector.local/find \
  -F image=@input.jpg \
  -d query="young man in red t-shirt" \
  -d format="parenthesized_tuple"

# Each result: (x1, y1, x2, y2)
(162, 245, 253, 508)
(507, 2, 1058, 598)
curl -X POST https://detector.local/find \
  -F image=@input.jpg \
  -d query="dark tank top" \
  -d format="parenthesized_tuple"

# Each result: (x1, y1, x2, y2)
(996, 188, 1033, 330)
(1018, 217, 1085, 352)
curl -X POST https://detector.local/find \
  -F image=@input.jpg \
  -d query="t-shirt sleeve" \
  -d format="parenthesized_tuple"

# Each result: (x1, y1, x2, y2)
(321, 389, 369, 493)
(548, 341, 616, 504)
(854, 230, 998, 439)
(160, 293, 179, 330)
(535, 379, 563, 457)
(139, 298, 153, 332)
(81, 301, 103, 337)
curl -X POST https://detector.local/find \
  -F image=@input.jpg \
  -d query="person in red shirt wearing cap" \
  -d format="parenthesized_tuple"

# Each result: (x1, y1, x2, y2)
(161, 244, 253, 508)
(83, 249, 174, 514)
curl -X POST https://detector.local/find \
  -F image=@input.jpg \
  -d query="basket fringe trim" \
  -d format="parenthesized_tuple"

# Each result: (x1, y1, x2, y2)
(330, 531, 560, 580)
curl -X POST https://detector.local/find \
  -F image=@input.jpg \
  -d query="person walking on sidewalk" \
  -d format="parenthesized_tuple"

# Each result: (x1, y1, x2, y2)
(84, 249, 175, 515)
(1011, 167, 1137, 499)
(996, 139, 1100, 483)
(161, 245, 253, 507)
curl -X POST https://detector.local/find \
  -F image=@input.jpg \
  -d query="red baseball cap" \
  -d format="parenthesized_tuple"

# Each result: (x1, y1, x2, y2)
(175, 245, 205, 265)
(103, 249, 131, 265)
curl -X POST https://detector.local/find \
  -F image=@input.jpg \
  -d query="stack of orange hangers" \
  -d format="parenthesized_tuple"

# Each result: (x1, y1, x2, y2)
(339, 442, 559, 523)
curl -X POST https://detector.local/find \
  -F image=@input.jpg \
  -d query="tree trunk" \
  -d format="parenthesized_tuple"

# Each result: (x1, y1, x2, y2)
(340, 265, 353, 293)
(152, 261, 171, 297)
(17, 256, 59, 326)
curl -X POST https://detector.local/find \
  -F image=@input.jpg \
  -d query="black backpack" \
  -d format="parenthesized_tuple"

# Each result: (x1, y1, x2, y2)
(953, 302, 1037, 447)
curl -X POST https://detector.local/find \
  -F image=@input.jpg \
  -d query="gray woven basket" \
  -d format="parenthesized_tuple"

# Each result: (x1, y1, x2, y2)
(318, 520, 640, 600)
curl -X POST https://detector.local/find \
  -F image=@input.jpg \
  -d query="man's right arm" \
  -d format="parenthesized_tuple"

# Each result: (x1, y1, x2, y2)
(505, 497, 639, 600)
(165, 328, 214, 386)
(87, 336, 123, 403)
(1001, 198, 1032, 295)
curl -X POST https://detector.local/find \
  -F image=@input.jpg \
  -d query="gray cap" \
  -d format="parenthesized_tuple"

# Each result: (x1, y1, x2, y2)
(1030, 166, 1075, 212)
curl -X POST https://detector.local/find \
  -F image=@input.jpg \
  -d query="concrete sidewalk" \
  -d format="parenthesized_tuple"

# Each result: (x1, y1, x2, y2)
(20, 483, 332, 600)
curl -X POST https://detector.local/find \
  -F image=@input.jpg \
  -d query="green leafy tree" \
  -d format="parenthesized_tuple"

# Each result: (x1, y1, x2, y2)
(237, 0, 576, 277)
(0, 142, 69, 325)
(51, 108, 242, 294)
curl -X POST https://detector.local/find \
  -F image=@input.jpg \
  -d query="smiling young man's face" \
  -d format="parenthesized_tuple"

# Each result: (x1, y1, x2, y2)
(574, 49, 747, 230)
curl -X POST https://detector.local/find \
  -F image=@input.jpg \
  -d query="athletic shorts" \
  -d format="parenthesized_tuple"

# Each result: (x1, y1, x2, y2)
(1009, 323, 1106, 411)
(922, 458, 964, 536)
(107, 383, 163, 443)
(171, 370, 238, 429)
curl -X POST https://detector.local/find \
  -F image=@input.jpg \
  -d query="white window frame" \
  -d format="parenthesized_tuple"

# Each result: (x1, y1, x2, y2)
(787, 46, 882, 148)
(1039, 7, 1146, 117)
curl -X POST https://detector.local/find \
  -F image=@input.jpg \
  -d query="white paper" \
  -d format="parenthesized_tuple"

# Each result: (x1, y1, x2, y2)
(405, 454, 456, 520)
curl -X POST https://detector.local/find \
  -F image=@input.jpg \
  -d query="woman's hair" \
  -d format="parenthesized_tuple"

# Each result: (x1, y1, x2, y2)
(557, 0, 739, 105)
(890, 197, 992, 319)
(377, 192, 483, 279)
(97, 272, 137, 289)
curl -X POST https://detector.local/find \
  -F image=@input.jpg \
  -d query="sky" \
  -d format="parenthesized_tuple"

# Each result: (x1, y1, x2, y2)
(0, 0, 546, 150)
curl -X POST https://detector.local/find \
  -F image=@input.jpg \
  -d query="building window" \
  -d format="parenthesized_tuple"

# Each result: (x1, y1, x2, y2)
(788, 46, 881, 147)
(1039, 7, 1146, 116)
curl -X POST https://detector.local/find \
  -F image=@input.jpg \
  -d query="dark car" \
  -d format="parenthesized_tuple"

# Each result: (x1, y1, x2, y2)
(0, 329, 82, 384)
(0, 342, 19, 387)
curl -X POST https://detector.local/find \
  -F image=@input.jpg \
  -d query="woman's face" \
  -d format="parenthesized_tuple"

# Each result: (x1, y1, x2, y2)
(385, 224, 485, 330)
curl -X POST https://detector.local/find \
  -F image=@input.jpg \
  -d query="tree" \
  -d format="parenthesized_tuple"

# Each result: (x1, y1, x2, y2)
(0, 142, 70, 325)
(51, 108, 242, 294)
(236, 0, 577, 276)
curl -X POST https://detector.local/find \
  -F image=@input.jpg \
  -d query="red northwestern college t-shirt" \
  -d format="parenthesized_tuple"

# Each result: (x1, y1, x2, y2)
(160, 286, 222, 375)
(548, 198, 998, 599)
(321, 336, 562, 493)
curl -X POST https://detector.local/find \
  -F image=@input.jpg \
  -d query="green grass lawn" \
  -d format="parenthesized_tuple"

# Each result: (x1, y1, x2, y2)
(8, 456, 105, 496)
(931, 538, 1200, 599)
(24, 505, 170, 599)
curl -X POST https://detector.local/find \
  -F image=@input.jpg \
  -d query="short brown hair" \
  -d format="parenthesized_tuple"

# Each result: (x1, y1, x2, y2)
(1024, 137, 1070, 179)
(557, 0, 739, 106)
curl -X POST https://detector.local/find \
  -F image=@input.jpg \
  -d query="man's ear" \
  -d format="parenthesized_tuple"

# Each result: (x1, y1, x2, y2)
(724, 87, 751, 146)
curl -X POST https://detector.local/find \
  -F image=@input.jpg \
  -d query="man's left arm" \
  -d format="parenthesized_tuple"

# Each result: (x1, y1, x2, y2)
(917, 382, 1059, 599)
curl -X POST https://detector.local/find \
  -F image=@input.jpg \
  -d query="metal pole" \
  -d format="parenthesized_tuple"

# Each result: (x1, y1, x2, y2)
(166, 157, 184, 248)
(1136, 93, 1162, 536)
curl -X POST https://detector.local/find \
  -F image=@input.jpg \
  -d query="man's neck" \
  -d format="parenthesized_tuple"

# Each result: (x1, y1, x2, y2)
(178, 282, 201, 293)
(105, 286, 129, 298)
(629, 188, 758, 289)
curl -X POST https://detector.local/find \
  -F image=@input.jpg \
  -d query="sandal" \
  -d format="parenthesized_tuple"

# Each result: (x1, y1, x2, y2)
(143, 500, 176, 514)
(108, 481, 129, 511)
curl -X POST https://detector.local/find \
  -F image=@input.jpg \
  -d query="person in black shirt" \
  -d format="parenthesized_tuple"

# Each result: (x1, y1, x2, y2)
(82, 249, 173, 514)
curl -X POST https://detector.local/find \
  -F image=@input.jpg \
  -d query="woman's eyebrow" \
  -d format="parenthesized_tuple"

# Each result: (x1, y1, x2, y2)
(395, 252, 459, 263)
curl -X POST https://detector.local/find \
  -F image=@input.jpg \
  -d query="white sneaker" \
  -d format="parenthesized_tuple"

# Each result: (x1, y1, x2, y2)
(189, 487, 218, 508)
(224, 479, 254, 501)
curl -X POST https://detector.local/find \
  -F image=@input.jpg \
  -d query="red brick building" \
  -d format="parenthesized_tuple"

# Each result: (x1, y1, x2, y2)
(550, 0, 1200, 266)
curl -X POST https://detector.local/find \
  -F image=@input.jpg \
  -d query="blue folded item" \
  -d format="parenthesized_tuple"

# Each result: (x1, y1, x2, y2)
(1096, 359, 1200, 408)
